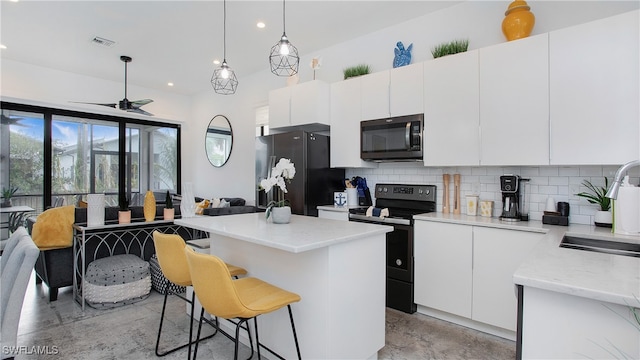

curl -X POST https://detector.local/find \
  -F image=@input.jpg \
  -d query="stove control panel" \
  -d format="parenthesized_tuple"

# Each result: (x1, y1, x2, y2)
(375, 184, 436, 202)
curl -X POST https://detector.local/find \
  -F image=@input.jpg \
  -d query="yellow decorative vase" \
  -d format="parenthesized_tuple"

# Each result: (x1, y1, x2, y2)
(143, 190, 156, 222)
(502, 0, 535, 41)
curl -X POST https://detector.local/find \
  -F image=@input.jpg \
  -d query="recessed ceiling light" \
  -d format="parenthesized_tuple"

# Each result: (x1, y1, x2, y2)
(167, 82, 174, 87)
(257, 22, 266, 29)
(0, 44, 6, 50)
(213, 59, 221, 65)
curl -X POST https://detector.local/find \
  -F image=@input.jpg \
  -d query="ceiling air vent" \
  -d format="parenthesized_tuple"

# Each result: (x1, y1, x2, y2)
(91, 36, 115, 47)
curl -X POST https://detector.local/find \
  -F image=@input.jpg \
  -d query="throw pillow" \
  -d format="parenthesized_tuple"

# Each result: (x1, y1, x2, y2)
(32, 205, 75, 249)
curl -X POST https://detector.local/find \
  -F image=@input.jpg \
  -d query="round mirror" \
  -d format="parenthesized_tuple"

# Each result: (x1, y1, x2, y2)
(205, 115, 233, 167)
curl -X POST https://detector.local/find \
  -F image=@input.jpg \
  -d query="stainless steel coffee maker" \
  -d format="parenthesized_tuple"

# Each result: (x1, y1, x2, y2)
(500, 175, 521, 221)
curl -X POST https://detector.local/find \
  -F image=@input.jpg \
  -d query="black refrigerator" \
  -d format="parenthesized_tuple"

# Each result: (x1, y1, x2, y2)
(256, 131, 345, 216)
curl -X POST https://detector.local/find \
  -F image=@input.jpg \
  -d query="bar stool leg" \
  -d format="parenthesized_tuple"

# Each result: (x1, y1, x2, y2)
(288, 305, 302, 360)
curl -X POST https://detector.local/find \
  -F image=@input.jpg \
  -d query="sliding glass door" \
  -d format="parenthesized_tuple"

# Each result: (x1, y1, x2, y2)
(0, 101, 181, 216)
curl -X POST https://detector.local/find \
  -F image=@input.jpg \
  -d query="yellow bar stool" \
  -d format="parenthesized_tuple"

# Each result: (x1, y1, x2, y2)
(184, 246, 302, 360)
(153, 231, 247, 359)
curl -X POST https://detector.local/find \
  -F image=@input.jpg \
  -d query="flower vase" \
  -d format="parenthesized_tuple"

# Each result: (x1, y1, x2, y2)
(502, 0, 535, 41)
(271, 206, 291, 224)
(143, 190, 156, 222)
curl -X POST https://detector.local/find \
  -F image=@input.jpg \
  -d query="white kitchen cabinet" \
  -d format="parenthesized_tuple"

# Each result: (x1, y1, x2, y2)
(423, 50, 480, 166)
(389, 62, 424, 116)
(330, 78, 377, 168)
(360, 65, 424, 121)
(549, 10, 639, 165)
(268, 80, 330, 129)
(361, 70, 390, 120)
(415, 219, 543, 336)
(479, 34, 549, 166)
(471, 227, 542, 331)
(268, 86, 292, 129)
(414, 221, 472, 318)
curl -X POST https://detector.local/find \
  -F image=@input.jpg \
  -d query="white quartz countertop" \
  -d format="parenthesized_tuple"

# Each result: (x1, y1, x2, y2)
(175, 213, 393, 254)
(414, 212, 640, 306)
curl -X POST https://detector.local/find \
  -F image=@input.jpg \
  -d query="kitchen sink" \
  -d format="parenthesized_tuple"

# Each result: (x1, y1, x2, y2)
(560, 235, 640, 258)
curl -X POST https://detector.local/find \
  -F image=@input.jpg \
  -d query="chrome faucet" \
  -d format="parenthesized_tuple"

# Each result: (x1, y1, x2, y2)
(605, 160, 640, 199)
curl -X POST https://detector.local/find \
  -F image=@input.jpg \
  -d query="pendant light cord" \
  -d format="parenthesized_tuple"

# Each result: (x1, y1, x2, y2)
(223, 0, 227, 61)
(282, 0, 286, 34)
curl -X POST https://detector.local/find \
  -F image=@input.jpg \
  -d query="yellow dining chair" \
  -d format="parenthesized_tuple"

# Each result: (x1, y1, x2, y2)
(184, 246, 302, 360)
(153, 231, 247, 359)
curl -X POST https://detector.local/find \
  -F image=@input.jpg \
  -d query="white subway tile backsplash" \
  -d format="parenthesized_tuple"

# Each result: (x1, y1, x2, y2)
(539, 167, 559, 176)
(549, 177, 569, 186)
(579, 166, 603, 176)
(558, 167, 580, 176)
(345, 165, 626, 226)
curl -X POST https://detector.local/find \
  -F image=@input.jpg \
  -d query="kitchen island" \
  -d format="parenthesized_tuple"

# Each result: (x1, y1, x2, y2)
(175, 213, 393, 360)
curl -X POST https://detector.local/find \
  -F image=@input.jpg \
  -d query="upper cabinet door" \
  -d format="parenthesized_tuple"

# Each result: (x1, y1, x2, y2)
(479, 34, 550, 166)
(330, 78, 377, 168)
(269, 80, 330, 130)
(549, 10, 639, 165)
(361, 70, 390, 120)
(423, 50, 480, 166)
(390, 62, 424, 116)
(290, 80, 331, 127)
(268, 86, 292, 129)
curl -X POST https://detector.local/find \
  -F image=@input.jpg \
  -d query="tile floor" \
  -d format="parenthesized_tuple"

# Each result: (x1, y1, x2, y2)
(12, 273, 515, 359)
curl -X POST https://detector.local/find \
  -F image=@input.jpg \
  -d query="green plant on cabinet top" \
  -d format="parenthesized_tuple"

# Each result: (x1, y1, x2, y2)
(431, 39, 469, 59)
(343, 64, 371, 80)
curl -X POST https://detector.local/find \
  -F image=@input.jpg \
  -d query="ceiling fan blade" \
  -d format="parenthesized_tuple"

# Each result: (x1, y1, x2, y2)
(126, 108, 154, 116)
(130, 99, 153, 107)
(70, 101, 117, 108)
(69, 56, 154, 116)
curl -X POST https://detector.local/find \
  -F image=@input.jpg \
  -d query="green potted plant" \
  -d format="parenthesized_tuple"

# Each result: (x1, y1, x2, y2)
(163, 190, 175, 221)
(575, 177, 612, 227)
(343, 64, 370, 80)
(1, 187, 19, 208)
(431, 39, 469, 59)
(118, 195, 131, 224)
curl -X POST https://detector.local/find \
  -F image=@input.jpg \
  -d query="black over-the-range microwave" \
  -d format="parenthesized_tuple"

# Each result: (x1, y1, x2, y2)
(360, 114, 423, 162)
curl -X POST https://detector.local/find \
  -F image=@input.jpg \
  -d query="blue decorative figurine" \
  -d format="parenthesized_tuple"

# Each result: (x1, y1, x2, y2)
(393, 41, 413, 68)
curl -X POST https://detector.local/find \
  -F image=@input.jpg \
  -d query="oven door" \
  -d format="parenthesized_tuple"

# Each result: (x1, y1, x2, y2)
(385, 223, 413, 282)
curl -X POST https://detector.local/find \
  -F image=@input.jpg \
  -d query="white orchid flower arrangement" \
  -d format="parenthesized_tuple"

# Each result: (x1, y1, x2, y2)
(260, 158, 296, 219)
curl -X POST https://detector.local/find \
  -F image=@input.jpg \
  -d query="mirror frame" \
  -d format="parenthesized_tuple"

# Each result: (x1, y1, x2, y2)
(204, 114, 233, 167)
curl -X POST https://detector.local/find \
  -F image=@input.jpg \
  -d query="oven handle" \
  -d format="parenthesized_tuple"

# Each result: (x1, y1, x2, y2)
(348, 214, 412, 226)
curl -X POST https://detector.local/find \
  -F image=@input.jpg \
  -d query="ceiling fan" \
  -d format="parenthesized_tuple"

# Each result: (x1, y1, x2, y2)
(72, 55, 154, 116)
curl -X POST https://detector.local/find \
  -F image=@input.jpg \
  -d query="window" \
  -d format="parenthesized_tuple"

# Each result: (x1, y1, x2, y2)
(0, 102, 181, 214)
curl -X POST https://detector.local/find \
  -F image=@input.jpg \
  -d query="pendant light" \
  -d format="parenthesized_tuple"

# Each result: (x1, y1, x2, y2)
(269, 0, 299, 76)
(211, 0, 238, 95)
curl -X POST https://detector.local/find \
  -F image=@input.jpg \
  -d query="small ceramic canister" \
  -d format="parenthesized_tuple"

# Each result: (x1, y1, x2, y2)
(466, 195, 479, 216)
(480, 200, 494, 217)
